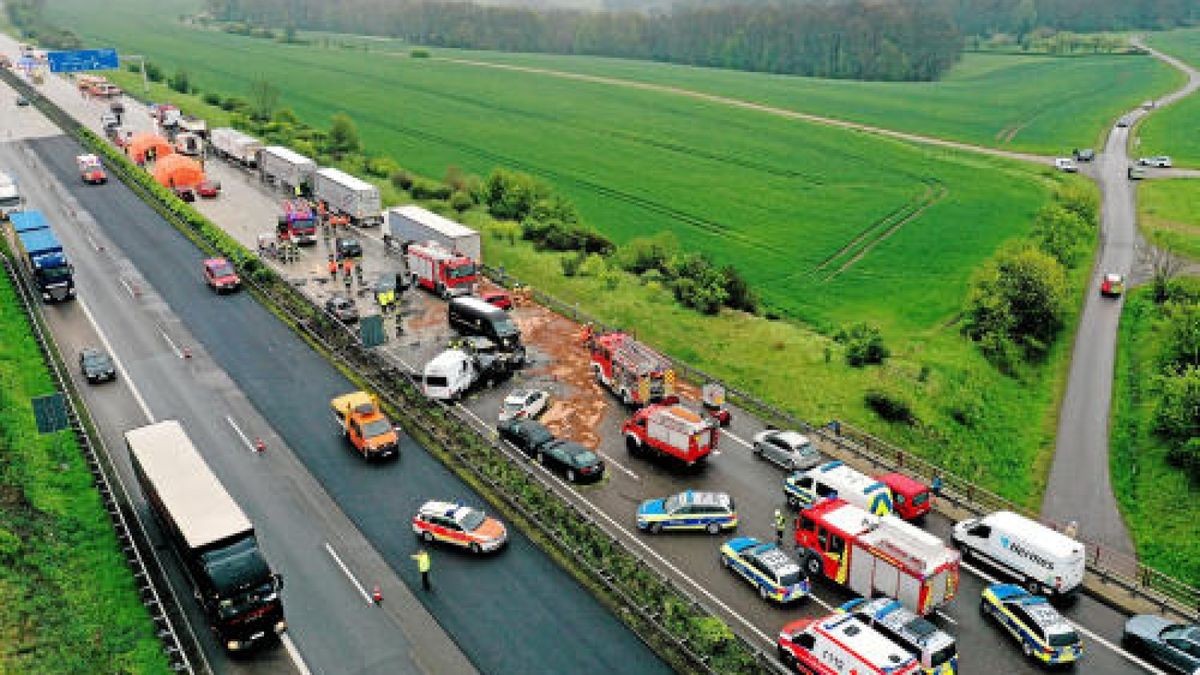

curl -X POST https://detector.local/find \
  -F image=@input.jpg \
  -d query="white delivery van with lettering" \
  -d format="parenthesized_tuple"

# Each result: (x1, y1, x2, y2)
(951, 511, 1085, 599)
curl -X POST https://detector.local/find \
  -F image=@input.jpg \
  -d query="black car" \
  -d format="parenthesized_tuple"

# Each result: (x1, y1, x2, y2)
(325, 295, 359, 323)
(335, 237, 363, 260)
(498, 418, 556, 455)
(79, 347, 116, 383)
(1072, 148, 1095, 162)
(15, 96, 29, 107)
(536, 440, 605, 484)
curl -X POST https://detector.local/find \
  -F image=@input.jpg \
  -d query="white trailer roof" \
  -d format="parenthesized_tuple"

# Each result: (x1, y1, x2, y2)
(262, 145, 315, 166)
(317, 167, 375, 191)
(126, 421, 252, 550)
(388, 205, 476, 239)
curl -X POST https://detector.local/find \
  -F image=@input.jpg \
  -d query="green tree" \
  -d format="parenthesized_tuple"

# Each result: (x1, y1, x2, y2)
(1160, 303, 1200, 372)
(964, 244, 1068, 361)
(835, 322, 890, 367)
(247, 77, 280, 121)
(327, 112, 361, 156)
(1154, 366, 1200, 442)
(167, 68, 190, 94)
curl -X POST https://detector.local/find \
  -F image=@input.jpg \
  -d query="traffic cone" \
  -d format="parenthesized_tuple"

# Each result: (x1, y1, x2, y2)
(254, 438, 265, 453)
(182, 346, 191, 359)
(372, 585, 383, 604)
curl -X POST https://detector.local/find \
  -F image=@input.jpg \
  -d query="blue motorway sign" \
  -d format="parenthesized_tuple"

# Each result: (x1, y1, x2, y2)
(46, 48, 119, 73)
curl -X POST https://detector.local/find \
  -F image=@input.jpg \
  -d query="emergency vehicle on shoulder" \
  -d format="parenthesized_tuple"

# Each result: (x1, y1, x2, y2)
(407, 240, 477, 298)
(622, 400, 717, 466)
(412, 501, 507, 554)
(980, 584, 1083, 665)
(719, 537, 810, 604)
(777, 612, 921, 675)
(840, 598, 959, 674)
(795, 498, 960, 616)
(785, 460, 895, 516)
(636, 490, 737, 534)
(588, 331, 674, 406)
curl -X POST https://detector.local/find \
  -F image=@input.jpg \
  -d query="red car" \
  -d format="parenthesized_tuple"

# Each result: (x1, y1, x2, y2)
(480, 289, 513, 310)
(878, 472, 932, 522)
(76, 154, 107, 185)
(203, 257, 240, 293)
(197, 180, 221, 199)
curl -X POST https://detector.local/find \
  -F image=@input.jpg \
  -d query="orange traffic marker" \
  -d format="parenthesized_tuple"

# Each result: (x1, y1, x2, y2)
(254, 438, 265, 452)
(372, 585, 383, 604)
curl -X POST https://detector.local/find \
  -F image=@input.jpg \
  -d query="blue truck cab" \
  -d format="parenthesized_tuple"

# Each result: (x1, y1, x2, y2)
(10, 211, 75, 302)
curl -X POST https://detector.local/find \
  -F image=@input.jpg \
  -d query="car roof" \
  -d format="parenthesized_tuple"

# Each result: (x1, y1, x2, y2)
(418, 500, 479, 521)
(81, 346, 106, 358)
(677, 490, 732, 508)
(772, 430, 810, 446)
(204, 257, 230, 267)
(747, 543, 799, 573)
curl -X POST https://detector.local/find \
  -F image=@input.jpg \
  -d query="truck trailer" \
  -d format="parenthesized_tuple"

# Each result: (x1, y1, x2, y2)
(314, 168, 381, 226)
(385, 206, 481, 262)
(126, 421, 286, 651)
(9, 211, 75, 302)
(258, 146, 316, 194)
(210, 127, 263, 168)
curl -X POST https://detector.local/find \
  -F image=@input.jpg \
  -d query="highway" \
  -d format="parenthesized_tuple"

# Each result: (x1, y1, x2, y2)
(2, 79, 670, 675)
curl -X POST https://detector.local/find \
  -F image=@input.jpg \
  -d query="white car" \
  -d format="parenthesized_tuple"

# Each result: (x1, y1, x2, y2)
(1137, 156, 1172, 168)
(498, 388, 549, 422)
(752, 429, 821, 471)
(1054, 157, 1078, 173)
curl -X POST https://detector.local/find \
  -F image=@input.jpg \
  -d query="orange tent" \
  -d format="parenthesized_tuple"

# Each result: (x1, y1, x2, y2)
(152, 154, 205, 189)
(126, 133, 173, 163)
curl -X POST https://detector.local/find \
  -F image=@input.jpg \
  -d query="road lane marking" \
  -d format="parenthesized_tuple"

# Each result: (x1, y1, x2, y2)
(225, 415, 257, 453)
(934, 610, 957, 626)
(280, 634, 314, 675)
(324, 542, 376, 606)
(77, 296, 155, 422)
(118, 276, 139, 299)
(157, 326, 182, 358)
(724, 431, 753, 449)
(960, 562, 1165, 674)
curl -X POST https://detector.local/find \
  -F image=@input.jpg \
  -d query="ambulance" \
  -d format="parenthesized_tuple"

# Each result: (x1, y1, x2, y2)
(777, 612, 921, 675)
(785, 460, 895, 516)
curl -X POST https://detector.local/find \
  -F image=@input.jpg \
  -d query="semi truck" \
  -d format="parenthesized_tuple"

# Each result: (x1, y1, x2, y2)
(0, 171, 22, 219)
(313, 168, 381, 226)
(126, 421, 286, 651)
(588, 331, 675, 406)
(622, 400, 717, 466)
(9, 211, 75, 302)
(210, 127, 263, 168)
(330, 391, 399, 460)
(795, 498, 960, 616)
(258, 146, 316, 194)
(385, 206, 481, 262)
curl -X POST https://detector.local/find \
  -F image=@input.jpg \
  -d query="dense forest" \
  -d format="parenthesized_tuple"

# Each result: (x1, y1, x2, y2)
(204, 0, 1196, 82)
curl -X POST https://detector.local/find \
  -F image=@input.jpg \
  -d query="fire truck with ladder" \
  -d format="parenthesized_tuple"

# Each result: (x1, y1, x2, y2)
(277, 199, 317, 245)
(587, 330, 675, 406)
(406, 240, 477, 298)
(794, 498, 960, 616)
(622, 398, 717, 466)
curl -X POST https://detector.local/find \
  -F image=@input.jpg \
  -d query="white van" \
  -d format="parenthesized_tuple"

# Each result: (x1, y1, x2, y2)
(422, 349, 478, 401)
(784, 460, 894, 516)
(951, 511, 1085, 598)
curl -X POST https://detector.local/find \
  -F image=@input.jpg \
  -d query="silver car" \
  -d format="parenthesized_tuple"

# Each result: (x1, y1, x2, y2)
(752, 429, 820, 471)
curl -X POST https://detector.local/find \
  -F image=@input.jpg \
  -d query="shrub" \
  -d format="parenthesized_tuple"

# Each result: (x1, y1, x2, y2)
(1031, 203, 1090, 267)
(390, 170, 414, 191)
(1166, 437, 1200, 478)
(411, 179, 452, 201)
(835, 322, 889, 366)
(202, 91, 222, 107)
(864, 389, 915, 424)
(963, 244, 1068, 362)
(1159, 303, 1200, 373)
(449, 190, 474, 213)
(326, 113, 361, 157)
(616, 232, 678, 274)
(365, 156, 400, 179)
(672, 267, 729, 315)
(411, 49, 431, 58)
(560, 251, 586, 277)
(144, 61, 164, 82)
(579, 253, 608, 278)
(167, 68, 190, 94)
(722, 264, 758, 313)
(1154, 366, 1200, 442)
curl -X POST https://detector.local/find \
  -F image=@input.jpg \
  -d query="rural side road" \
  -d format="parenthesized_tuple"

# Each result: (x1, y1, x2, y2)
(1040, 38, 1200, 556)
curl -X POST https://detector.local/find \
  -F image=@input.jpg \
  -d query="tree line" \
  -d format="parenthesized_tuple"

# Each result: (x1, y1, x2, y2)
(949, 0, 1198, 39)
(205, 0, 961, 81)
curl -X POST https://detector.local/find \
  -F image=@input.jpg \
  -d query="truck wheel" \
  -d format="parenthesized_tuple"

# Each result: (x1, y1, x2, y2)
(804, 552, 821, 578)
(649, 522, 662, 535)
(436, 283, 447, 299)
(1025, 578, 1044, 596)
(625, 436, 641, 456)
(469, 543, 481, 554)
(786, 493, 800, 509)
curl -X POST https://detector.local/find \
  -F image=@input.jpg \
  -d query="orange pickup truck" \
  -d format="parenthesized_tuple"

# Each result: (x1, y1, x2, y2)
(330, 391, 399, 461)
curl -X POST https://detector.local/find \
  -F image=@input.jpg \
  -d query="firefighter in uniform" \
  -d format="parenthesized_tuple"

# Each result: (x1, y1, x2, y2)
(327, 254, 338, 279)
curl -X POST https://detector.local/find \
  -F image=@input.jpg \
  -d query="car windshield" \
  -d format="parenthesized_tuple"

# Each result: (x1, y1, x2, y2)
(42, 266, 72, 282)
(503, 401, 523, 412)
(426, 375, 448, 387)
(571, 449, 599, 467)
(361, 418, 392, 438)
(1048, 630, 1079, 647)
(664, 493, 683, 513)
(459, 509, 486, 531)
(83, 353, 110, 368)
(779, 570, 803, 587)
(929, 645, 956, 667)
(448, 263, 476, 279)
(911, 491, 929, 506)
(211, 263, 235, 277)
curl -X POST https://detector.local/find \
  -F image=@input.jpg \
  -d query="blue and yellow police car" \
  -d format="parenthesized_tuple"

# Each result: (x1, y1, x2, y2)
(636, 490, 737, 535)
(980, 584, 1083, 666)
(719, 537, 810, 604)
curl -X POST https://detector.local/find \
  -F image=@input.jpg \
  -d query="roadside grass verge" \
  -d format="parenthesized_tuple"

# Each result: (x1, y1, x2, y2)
(1110, 282, 1200, 586)
(0, 252, 168, 673)
(1138, 179, 1200, 260)
(1140, 28, 1200, 167)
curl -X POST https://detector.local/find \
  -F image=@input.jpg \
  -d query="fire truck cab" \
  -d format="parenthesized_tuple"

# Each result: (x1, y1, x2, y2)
(407, 240, 477, 298)
(277, 199, 317, 245)
(588, 331, 674, 406)
(795, 498, 960, 616)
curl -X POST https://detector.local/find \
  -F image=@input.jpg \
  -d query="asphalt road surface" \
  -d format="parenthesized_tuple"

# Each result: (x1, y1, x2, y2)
(1041, 38, 1200, 556)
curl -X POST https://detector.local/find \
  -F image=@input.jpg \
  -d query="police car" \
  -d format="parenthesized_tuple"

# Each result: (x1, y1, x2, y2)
(719, 537, 810, 604)
(412, 501, 508, 554)
(980, 584, 1083, 665)
(636, 490, 737, 535)
(842, 598, 959, 674)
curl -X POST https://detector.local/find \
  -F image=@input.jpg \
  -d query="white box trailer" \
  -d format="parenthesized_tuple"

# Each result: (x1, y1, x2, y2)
(385, 205, 481, 262)
(258, 146, 317, 192)
(210, 127, 263, 168)
(314, 168, 381, 225)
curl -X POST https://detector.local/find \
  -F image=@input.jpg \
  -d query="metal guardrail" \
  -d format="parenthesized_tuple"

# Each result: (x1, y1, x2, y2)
(0, 253, 195, 673)
(483, 264, 1200, 622)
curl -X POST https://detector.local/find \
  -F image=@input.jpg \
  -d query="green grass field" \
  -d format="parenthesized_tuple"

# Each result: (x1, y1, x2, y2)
(1138, 179, 1200, 260)
(1141, 28, 1200, 167)
(1111, 283, 1200, 586)
(0, 261, 168, 672)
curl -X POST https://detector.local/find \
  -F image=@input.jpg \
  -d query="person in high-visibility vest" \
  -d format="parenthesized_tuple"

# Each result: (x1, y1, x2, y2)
(412, 549, 431, 590)
(327, 255, 338, 279)
(775, 509, 786, 544)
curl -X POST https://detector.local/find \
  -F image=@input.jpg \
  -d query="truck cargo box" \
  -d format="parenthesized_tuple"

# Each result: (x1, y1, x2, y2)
(385, 206, 481, 262)
(314, 168, 381, 225)
(258, 146, 317, 192)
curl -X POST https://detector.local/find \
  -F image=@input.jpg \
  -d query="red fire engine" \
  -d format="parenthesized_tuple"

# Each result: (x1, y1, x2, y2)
(277, 199, 317, 245)
(406, 241, 477, 298)
(794, 498, 960, 616)
(621, 400, 717, 466)
(588, 331, 674, 406)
